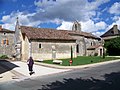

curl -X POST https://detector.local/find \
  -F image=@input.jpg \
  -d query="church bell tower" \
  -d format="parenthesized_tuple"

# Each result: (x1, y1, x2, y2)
(72, 21, 81, 32)
(14, 17, 22, 60)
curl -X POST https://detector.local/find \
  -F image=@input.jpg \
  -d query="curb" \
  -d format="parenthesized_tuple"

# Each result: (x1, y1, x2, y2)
(34, 59, 120, 69)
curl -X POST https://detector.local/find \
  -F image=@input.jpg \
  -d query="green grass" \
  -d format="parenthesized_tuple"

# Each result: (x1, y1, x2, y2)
(41, 56, 120, 66)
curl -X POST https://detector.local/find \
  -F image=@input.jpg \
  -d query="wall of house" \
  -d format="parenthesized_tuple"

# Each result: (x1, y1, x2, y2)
(102, 35, 119, 41)
(96, 46, 104, 56)
(85, 38, 99, 48)
(85, 38, 100, 56)
(21, 35, 30, 61)
(0, 32, 15, 56)
(87, 49, 95, 56)
(71, 34, 100, 56)
(70, 35, 86, 56)
(30, 40, 76, 60)
(86, 46, 103, 56)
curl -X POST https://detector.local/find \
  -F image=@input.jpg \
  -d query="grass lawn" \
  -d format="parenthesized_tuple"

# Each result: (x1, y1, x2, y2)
(41, 56, 120, 66)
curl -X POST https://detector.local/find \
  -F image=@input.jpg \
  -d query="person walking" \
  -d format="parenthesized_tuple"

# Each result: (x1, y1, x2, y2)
(27, 57, 34, 75)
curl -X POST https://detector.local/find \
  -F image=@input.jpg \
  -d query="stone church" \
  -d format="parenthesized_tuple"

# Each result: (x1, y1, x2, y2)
(14, 19, 103, 61)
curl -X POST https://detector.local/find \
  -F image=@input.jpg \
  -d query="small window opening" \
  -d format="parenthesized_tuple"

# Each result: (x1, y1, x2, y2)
(39, 44, 42, 48)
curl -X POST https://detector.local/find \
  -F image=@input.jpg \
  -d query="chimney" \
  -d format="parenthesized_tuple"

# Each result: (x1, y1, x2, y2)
(113, 25, 118, 34)
(0, 26, 2, 31)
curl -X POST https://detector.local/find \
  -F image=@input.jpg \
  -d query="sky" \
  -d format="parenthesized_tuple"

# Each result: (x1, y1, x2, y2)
(0, 0, 120, 36)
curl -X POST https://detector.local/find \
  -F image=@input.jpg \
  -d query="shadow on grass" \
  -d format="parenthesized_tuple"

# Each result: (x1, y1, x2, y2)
(39, 72, 120, 90)
(0, 60, 19, 74)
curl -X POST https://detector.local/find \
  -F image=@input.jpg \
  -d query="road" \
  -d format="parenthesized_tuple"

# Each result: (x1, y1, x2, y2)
(0, 61, 120, 90)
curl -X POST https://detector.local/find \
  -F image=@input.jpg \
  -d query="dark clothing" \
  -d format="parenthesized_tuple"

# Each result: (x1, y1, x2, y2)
(28, 65, 33, 71)
(27, 57, 34, 66)
(27, 57, 34, 72)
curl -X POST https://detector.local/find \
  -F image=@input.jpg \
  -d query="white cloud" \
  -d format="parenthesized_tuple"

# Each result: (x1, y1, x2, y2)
(56, 19, 107, 37)
(92, 31, 105, 37)
(81, 20, 107, 32)
(57, 21, 73, 30)
(112, 16, 120, 21)
(1, 11, 41, 30)
(107, 16, 120, 31)
(32, 0, 110, 23)
(109, 2, 120, 15)
(81, 20, 107, 36)
(2, 23, 15, 30)
(95, 21, 107, 30)
(86, 0, 110, 10)
(0, 0, 111, 36)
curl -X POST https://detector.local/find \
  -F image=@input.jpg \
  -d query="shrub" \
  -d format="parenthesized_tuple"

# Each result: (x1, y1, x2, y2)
(0, 55, 9, 59)
(104, 37, 120, 55)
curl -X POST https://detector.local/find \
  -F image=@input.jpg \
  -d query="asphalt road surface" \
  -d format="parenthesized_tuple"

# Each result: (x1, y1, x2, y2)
(0, 61, 120, 90)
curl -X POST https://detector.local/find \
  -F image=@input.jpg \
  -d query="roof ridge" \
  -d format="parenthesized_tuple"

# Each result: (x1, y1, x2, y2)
(21, 26, 75, 41)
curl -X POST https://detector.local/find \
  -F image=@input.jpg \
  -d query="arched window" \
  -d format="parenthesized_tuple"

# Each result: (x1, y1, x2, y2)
(75, 24, 77, 30)
(39, 44, 42, 48)
(91, 42, 93, 46)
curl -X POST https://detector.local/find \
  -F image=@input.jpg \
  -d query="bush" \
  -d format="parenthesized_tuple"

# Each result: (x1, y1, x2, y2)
(104, 37, 120, 55)
(0, 55, 9, 59)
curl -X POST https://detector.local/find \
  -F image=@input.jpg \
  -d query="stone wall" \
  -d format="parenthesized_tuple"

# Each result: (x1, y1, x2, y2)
(0, 32, 15, 57)
(102, 35, 119, 41)
(21, 35, 30, 61)
(30, 40, 76, 60)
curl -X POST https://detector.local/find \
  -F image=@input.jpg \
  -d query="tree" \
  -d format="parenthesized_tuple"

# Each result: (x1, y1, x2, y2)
(71, 46, 73, 61)
(104, 37, 120, 55)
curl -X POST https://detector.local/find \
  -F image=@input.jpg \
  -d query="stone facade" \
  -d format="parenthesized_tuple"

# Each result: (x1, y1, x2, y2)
(21, 35, 76, 61)
(14, 19, 103, 61)
(0, 27, 15, 57)
(31, 40, 76, 60)
(71, 21, 103, 56)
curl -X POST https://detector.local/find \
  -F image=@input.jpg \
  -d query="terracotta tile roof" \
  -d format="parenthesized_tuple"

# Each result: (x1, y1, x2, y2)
(101, 29, 120, 37)
(101, 25, 120, 37)
(20, 26, 76, 41)
(87, 45, 102, 50)
(0, 28, 15, 33)
(20, 26, 100, 41)
(68, 31, 100, 39)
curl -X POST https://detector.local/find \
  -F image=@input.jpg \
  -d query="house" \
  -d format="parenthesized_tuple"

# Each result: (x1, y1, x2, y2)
(0, 25, 15, 56)
(14, 19, 103, 61)
(101, 25, 120, 41)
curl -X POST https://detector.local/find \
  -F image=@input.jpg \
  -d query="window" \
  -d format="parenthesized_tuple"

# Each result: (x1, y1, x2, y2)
(1, 39, 9, 45)
(111, 31, 114, 34)
(3, 32, 6, 35)
(39, 44, 42, 48)
(75, 24, 77, 30)
(3, 40, 6, 44)
(91, 42, 92, 46)
(76, 44, 79, 53)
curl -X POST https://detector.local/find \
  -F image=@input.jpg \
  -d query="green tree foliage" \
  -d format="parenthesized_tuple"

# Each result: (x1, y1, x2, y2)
(0, 55, 8, 59)
(104, 37, 120, 55)
(71, 46, 73, 60)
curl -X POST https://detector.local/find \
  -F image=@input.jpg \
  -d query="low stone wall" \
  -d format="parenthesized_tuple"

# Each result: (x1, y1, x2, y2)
(32, 53, 77, 60)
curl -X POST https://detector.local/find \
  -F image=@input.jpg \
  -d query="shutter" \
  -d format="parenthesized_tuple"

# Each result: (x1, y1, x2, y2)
(6, 39, 9, 45)
(2, 40, 4, 45)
